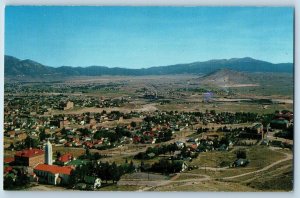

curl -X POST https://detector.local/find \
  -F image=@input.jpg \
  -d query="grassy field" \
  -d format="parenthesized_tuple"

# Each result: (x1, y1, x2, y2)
(186, 146, 288, 178)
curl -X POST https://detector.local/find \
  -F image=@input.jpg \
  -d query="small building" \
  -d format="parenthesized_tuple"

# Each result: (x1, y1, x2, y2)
(14, 149, 45, 168)
(181, 161, 188, 172)
(84, 176, 101, 189)
(56, 153, 73, 166)
(232, 159, 249, 167)
(147, 152, 156, 159)
(4, 157, 15, 165)
(34, 164, 73, 186)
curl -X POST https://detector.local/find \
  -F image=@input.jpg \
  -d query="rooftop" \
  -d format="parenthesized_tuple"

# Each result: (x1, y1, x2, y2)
(15, 149, 44, 158)
(34, 164, 73, 175)
(4, 157, 15, 164)
(58, 153, 73, 163)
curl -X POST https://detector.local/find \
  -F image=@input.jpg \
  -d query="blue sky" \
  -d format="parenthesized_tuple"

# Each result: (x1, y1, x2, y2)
(5, 6, 293, 68)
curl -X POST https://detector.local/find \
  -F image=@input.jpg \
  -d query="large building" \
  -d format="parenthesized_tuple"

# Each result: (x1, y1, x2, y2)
(14, 149, 45, 167)
(45, 140, 53, 165)
(34, 164, 73, 185)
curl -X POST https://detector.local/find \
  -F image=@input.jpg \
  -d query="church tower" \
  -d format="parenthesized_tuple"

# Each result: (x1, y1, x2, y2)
(45, 139, 53, 165)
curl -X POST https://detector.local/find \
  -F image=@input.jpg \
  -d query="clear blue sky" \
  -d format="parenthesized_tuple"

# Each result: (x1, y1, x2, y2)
(5, 6, 293, 68)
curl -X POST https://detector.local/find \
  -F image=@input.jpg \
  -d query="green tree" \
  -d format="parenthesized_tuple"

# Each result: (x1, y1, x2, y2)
(130, 121, 137, 128)
(24, 136, 39, 148)
(56, 151, 62, 159)
(4, 176, 14, 190)
(236, 149, 247, 159)
(39, 128, 46, 141)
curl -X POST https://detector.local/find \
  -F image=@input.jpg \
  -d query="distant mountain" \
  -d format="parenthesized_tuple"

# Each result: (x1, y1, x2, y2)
(4, 55, 293, 79)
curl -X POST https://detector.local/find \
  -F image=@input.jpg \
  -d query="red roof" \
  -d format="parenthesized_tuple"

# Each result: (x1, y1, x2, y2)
(4, 166, 13, 173)
(4, 157, 15, 164)
(34, 164, 72, 175)
(58, 153, 73, 163)
(15, 149, 44, 158)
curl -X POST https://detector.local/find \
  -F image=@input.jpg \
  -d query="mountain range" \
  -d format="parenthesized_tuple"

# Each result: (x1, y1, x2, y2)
(4, 55, 293, 78)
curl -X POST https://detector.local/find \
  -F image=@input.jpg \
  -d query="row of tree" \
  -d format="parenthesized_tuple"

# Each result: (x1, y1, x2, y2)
(69, 160, 135, 187)
(134, 143, 178, 160)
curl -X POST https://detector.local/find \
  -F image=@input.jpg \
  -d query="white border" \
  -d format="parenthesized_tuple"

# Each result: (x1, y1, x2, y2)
(0, 1, 298, 198)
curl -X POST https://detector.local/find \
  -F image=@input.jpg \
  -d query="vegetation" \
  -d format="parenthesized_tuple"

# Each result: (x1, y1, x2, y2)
(69, 160, 136, 188)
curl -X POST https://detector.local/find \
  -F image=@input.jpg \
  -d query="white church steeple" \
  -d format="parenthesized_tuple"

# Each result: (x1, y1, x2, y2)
(45, 139, 53, 165)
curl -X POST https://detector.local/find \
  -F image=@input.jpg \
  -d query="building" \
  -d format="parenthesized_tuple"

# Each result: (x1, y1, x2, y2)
(4, 157, 15, 165)
(45, 140, 53, 165)
(55, 153, 73, 166)
(34, 164, 73, 185)
(14, 149, 45, 167)
(84, 176, 102, 189)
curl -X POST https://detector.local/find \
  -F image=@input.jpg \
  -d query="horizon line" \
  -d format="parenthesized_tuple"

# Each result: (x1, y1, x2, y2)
(5, 54, 293, 69)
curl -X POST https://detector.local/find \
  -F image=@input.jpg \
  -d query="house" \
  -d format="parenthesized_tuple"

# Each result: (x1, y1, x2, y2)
(175, 141, 185, 149)
(84, 176, 101, 189)
(232, 159, 249, 167)
(4, 166, 13, 175)
(14, 149, 45, 168)
(133, 136, 141, 144)
(147, 152, 156, 159)
(56, 153, 73, 166)
(181, 161, 188, 172)
(7, 131, 15, 138)
(4, 157, 15, 165)
(275, 111, 293, 122)
(34, 164, 73, 185)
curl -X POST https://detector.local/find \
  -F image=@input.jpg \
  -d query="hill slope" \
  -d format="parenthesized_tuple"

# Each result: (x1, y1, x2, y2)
(200, 69, 255, 87)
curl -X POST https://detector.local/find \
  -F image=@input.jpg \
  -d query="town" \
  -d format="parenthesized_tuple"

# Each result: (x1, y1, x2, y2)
(3, 75, 294, 191)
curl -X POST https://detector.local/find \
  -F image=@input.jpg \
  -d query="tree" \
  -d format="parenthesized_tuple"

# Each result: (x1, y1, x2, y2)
(56, 151, 62, 159)
(110, 162, 121, 183)
(236, 149, 247, 159)
(24, 136, 39, 148)
(130, 121, 137, 128)
(4, 175, 14, 190)
(128, 160, 135, 173)
(9, 142, 15, 150)
(39, 128, 46, 141)
(85, 148, 90, 156)
(61, 127, 67, 135)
